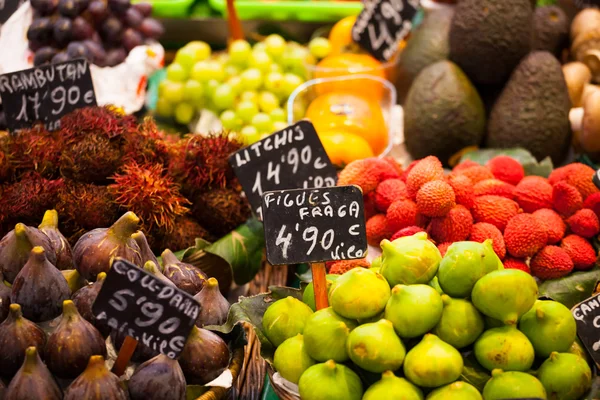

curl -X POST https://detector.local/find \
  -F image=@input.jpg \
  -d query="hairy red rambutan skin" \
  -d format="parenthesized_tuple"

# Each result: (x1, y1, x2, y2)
(0, 143, 11, 182)
(122, 117, 171, 166)
(60, 134, 123, 184)
(59, 106, 137, 144)
(6, 125, 62, 179)
(156, 216, 214, 253)
(109, 162, 190, 234)
(192, 187, 251, 236)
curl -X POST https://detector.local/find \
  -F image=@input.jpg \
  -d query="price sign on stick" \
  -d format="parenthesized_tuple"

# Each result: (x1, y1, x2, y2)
(352, 0, 420, 62)
(572, 293, 600, 365)
(262, 185, 367, 310)
(228, 120, 338, 219)
(92, 259, 200, 375)
(0, 58, 97, 133)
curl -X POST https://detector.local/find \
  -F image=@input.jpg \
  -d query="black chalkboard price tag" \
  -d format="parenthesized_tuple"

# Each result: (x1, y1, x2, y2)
(593, 169, 600, 190)
(352, 0, 420, 62)
(0, 0, 22, 24)
(0, 58, 97, 133)
(228, 120, 338, 219)
(572, 293, 600, 365)
(92, 259, 200, 361)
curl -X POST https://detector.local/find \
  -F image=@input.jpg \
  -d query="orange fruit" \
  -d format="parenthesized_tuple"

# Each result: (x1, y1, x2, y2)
(328, 16, 357, 55)
(306, 91, 389, 155)
(319, 131, 374, 166)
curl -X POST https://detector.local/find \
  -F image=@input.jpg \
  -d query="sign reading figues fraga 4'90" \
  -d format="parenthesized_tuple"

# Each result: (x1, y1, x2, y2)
(92, 259, 200, 359)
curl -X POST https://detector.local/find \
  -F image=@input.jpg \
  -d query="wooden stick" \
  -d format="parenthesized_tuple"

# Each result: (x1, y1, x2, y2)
(112, 336, 138, 376)
(226, 0, 244, 42)
(311, 262, 328, 310)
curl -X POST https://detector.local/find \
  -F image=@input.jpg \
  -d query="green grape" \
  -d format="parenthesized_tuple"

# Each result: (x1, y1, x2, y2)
(158, 79, 169, 96)
(269, 63, 282, 73)
(186, 41, 211, 61)
(282, 44, 309, 73)
(281, 73, 304, 98)
(240, 68, 263, 91)
(241, 125, 261, 144)
(216, 53, 230, 65)
(264, 71, 283, 93)
(264, 34, 286, 59)
(236, 101, 259, 123)
(249, 51, 273, 73)
(174, 102, 195, 125)
(251, 112, 272, 132)
(252, 42, 267, 54)
(205, 79, 220, 100)
(308, 37, 332, 59)
(220, 110, 241, 131)
(240, 90, 258, 104)
(166, 63, 188, 82)
(155, 98, 174, 118)
(213, 83, 235, 110)
(227, 76, 243, 95)
(224, 64, 241, 79)
(174, 47, 197, 70)
(258, 91, 279, 113)
(191, 61, 225, 83)
(229, 40, 252, 66)
(270, 107, 286, 122)
(162, 80, 185, 103)
(272, 121, 287, 131)
(183, 79, 204, 102)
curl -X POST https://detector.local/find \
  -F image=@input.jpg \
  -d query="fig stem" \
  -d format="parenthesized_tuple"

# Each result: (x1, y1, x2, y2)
(109, 212, 140, 240)
(23, 347, 40, 373)
(161, 249, 179, 266)
(14, 223, 33, 252)
(39, 210, 59, 230)
(311, 262, 329, 311)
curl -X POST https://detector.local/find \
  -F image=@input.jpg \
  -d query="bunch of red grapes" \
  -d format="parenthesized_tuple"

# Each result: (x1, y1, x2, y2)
(28, 0, 164, 67)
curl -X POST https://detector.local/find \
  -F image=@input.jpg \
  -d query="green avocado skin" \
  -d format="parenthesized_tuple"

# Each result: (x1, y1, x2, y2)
(449, 0, 533, 86)
(485, 51, 572, 164)
(404, 60, 486, 166)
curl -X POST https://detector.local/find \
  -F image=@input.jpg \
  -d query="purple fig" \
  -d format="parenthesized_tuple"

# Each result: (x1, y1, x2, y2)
(44, 300, 107, 378)
(0, 379, 5, 399)
(0, 223, 57, 283)
(0, 304, 47, 378)
(61, 269, 87, 293)
(71, 272, 110, 337)
(63, 355, 127, 400)
(128, 354, 186, 400)
(0, 272, 9, 322)
(144, 260, 175, 287)
(162, 249, 206, 295)
(133, 230, 159, 269)
(111, 326, 159, 363)
(193, 277, 229, 327)
(73, 212, 142, 281)
(11, 246, 70, 322)
(39, 210, 73, 270)
(178, 326, 230, 385)
(4, 347, 62, 400)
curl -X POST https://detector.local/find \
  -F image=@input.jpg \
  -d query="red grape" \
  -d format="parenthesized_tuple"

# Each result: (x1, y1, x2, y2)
(99, 16, 123, 43)
(72, 16, 94, 40)
(30, 0, 58, 15)
(132, 2, 152, 17)
(67, 41, 91, 59)
(53, 17, 73, 46)
(124, 7, 142, 28)
(88, 0, 109, 23)
(108, 0, 130, 15)
(122, 28, 143, 51)
(34, 47, 58, 66)
(139, 18, 163, 40)
(83, 39, 107, 64)
(27, 17, 53, 44)
(52, 52, 71, 63)
(58, 0, 80, 17)
(105, 47, 126, 67)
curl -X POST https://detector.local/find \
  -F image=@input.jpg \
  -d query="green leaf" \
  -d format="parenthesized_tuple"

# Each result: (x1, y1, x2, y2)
(460, 351, 491, 392)
(459, 148, 554, 177)
(538, 269, 600, 309)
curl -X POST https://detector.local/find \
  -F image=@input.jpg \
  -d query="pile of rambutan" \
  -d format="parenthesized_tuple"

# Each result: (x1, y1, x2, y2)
(0, 106, 251, 252)
(339, 155, 600, 281)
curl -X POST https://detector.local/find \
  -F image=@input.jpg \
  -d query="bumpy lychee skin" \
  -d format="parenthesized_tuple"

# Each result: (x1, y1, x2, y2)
(530, 246, 574, 280)
(455, 165, 494, 184)
(469, 222, 506, 260)
(549, 163, 599, 199)
(504, 214, 548, 258)
(416, 180, 456, 217)
(386, 199, 418, 232)
(391, 226, 425, 241)
(473, 179, 516, 199)
(532, 208, 567, 245)
(380, 157, 403, 180)
(428, 205, 473, 243)
(561, 234, 597, 271)
(583, 192, 600, 220)
(375, 179, 408, 212)
(400, 160, 418, 182)
(567, 209, 600, 238)
(503, 257, 530, 274)
(447, 174, 474, 209)
(338, 158, 391, 194)
(552, 181, 583, 217)
(366, 214, 391, 246)
(452, 159, 479, 172)
(514, 176, 553, 213)
(437, 242, 452, 257)
(471, 195, 520, 232)
(486, 156, 525, 185)
(363, 192, 378, 221)
(329, 258, 370, 275)
(406, 156, 444, 198)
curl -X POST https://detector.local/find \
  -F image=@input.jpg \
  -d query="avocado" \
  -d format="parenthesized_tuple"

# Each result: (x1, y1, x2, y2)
(448, 0, 533, 85)
(532, 6, 569, 57)
(404, 61, 486, 166)
(486, 51, 572, 164)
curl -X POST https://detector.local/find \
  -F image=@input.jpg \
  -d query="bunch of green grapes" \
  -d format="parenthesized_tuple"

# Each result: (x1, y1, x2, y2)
(156, 35, 331, 144)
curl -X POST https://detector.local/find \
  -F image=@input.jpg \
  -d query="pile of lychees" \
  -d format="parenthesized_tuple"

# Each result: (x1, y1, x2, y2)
(338, 155, 600, 281)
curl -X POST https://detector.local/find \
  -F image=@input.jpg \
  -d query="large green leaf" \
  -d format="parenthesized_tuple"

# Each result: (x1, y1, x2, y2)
(538, 269, 600, 309)
(460, 351, 491, 392)
(460, 148, 554, 177)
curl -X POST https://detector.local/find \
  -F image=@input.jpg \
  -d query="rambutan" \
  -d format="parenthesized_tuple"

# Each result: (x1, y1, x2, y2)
(567, 209, 600, 238)
(6, 126, 62, 179)
(366, 214, 392, 246)
(502, 257, 530, 274)
(532, 208, 566, 244)
(437, 242, 452, 256)
(406, 156, 444, 198)
(122, 117, 171, 167)
(504, 213, 547, 258)
(428, 205, 473, 243)
(473, 179, 516, 199)
(583, 192, 600, 220)
(552, 181, 582, 217)
(514, 176, 553, 213)
(452, 160, 479, 172)
(549, 163, 599, 199)
(337, 158, 392, 194)
(58, 106, 137, 144)
(530, 246, 574, 280)
(0, 141, 11, 182)
(157, 216, 214, 253)
(329, 258, 370, 275)
(375, 179, 408, 212)
(471, 195, 520, 232)
(454, 165, 494, 184)
(60, 134, 124, 184)
(386, 199, 418, 232)
(561, 234, 597, 271)
(447, 174, 475, 209)
(469, 222, 506, 259)
(486, 156, 524, 185)
(192, 187, 251, 236)
(108, 162, 191, 234)
(416, 180, 456, 217)
(391, 226, 425, 241)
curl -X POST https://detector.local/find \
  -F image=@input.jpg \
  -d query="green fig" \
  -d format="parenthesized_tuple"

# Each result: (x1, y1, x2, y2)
(303, 307, 357, 362)
(537, 352, 592, 400)
(471, 269, 538, 325)
(568, 338, 590, 363)
(426, 381, 482, 400)
(4, 347, 62, 400)
(39, 210, 73, 270)
(384, 284, 443, 339)
(437, 240, 500, 298)
(63, 355, 127, 400)
(263, 297, 313, 347)
(273, 334, 316, 385)
(433, 295, 484, 349)
(302, 274, 338, 311)
(363, 371, 423, 400)
(370, 256, 382, 274)
(482, 369, 547, 400)
(298, 360, 363, 400)
(429, 276, 444, 295)
(519, 300, 577, 358)
(403, 334, 463, 388)
(380, 233, 441, 286)
(346, 319, 406, 373)
(474, 326, 535, 372)
(328, 268, 390, 320)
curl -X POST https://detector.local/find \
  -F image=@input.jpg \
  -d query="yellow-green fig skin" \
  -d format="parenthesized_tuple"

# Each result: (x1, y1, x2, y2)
(433, 295, 484, 349)
(262, 297, 313, 347)
(298, 360, 363, 400)
(429, 276, 444, 295)
(474, 326, 535, 372)
(370, 256, 382, 271)
(363, 371, 423, 400)
(346, 319, 406, 373)
(303, 307, 357, 362)
(471, 269, 538, 325)
(380, 233, 441, 286)
(384, 284, 443, 339)
(518, 300, 577, 358)
(568, 338, 590, 363)
(328, 268, 390, 320)
(426, 381, 483, 400)
(482, 369, 547, 400)
(403, 334, 463, 388)
(437, 240, 500, 298)
(537, 352, 592, 400)
(302, 275, 339, 312)
(273, 334, 316, 385)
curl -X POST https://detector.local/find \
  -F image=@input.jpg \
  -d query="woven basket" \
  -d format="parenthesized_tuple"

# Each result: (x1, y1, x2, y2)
(195, 346, 246, 400)
(267, 365, 301, 400)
